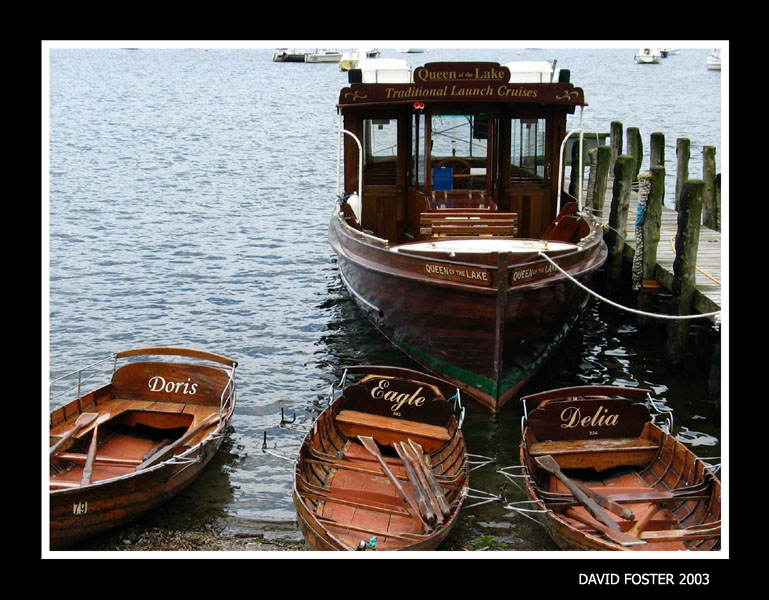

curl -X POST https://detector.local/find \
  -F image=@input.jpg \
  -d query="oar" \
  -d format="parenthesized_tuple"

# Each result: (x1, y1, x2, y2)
(80, 426, 100, 486)
(575, 481, 635, 521)
(627, 504, 660, 537)
(358, 435, 429, 530)
(406, 439, 451, 517)
(137, 413, 221, 471)
(50, 412, 98, 456)
(79, 413, 111, 486)
(565, 508, 646, 547)
(392, 442, 438, 525)
(535, 455, 621, 531)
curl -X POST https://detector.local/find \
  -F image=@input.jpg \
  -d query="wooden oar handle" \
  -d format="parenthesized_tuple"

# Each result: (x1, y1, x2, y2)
(565, 508, 646, 547)
(358, 435, 429, 530)
(137, 413, 221, 470)
(80, 425, 100, 486)
(628, 504, 660, 537)
(394, 442, 438, 525)
(406, 439, 451, 516)
(535, 455, 621, 531)
(576, 482, 635, 521)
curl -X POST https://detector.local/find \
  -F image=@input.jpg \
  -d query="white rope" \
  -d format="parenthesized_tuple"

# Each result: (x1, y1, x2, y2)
(537, 251, 721, 322)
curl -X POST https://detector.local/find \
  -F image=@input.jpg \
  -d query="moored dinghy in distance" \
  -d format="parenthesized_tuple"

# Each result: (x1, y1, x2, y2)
(293, 366, 469, 551)
(518, 386, 721, 551)
(329, 60, 607, 411)
(49, 347, 237, 549)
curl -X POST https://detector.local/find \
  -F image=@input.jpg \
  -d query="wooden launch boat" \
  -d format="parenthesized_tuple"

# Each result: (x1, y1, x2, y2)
(329, 60, 607, 412)
(519, 386, 721, 551)
(293, 366, 469, 551)
(49, 347, 237, 550)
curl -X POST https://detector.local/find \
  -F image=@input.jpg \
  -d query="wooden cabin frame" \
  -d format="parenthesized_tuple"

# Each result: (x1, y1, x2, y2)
(338, 64, 581, 243)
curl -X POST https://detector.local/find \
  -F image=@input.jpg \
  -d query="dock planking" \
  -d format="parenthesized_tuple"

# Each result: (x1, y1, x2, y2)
(623, 200, 722, 318)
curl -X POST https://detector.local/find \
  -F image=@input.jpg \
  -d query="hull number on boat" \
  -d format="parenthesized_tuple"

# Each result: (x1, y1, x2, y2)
(425, 263, 490, 285)
(73, 501, 88, 515)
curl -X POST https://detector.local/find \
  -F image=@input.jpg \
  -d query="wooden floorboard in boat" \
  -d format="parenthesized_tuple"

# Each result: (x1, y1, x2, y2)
(550, 471, 687, 551)
(318, 442, 422, 549)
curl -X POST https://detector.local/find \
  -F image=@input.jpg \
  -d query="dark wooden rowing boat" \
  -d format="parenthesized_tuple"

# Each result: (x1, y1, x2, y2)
(519, 385, 721, 551)
(49, 347, 237, 550)
(293, 366, 469, 551)
(330, 60, 607, 412)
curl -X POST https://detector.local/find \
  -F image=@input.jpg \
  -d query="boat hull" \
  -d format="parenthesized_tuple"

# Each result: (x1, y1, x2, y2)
(329, 214, 607, 411)
(49, 432, 227, 549)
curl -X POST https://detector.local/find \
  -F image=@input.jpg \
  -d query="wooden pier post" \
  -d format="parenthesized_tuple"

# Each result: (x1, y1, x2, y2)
(702, 145, 719, 231)
(610, 121, 623, 174)
(634, 166, 665, 327)
(606, 154, 635, 285)
(666, 179, 705, 362)
(650, 132, 665, 169)
(585, 146, 611, 218)
(675, 138, 690, 211)
(626, 127, 643, 182)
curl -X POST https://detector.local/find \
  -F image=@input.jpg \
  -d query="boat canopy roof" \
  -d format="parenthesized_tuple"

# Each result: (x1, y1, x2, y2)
(338, 61, 586, 110)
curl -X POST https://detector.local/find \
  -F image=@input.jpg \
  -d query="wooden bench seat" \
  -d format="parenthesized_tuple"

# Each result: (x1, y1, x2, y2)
(420, 211, 518, 239)
(529, 437, 660, 471)
(336, 409, 451, 452)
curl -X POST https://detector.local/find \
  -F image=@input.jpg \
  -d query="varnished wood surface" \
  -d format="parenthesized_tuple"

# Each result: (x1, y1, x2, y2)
(49, 348, 236, 550)
(293, 367, 469, 551)
(519, 387, 721, 551)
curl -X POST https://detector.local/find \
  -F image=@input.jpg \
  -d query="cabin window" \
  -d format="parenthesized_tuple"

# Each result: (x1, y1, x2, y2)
(363, 118, 398, 186)
(511, 118, 547, 181)
(430, 113, 488, 191)
(411, 111, 426, 188)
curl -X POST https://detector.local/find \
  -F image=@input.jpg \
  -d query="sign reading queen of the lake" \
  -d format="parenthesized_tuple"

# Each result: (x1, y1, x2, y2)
(339, 62, 585, 107)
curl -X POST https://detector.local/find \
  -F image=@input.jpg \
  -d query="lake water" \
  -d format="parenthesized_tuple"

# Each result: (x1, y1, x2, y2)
(45, 43, 724, 553)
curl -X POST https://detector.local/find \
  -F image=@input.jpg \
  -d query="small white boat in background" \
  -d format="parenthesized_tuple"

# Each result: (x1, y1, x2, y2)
(707, 49, 721, 71)
(305, 49, 342, 63)
(634, 48, 662, 64)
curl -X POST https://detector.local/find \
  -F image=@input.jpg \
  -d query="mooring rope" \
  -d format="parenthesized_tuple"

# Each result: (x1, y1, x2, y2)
(537, 251, 721, 322)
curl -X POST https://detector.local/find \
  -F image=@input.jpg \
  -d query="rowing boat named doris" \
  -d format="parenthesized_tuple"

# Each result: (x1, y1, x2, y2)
(49, 347, 237, 549)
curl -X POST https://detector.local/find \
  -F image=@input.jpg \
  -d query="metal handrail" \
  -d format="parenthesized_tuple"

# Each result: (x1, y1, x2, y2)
(556, 105, 585, 214)
(337, 111, 363, 200)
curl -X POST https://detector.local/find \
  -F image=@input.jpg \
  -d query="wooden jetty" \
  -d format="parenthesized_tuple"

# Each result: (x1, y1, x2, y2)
(575, 123, 722, 364)
(619, 189, 721, 317)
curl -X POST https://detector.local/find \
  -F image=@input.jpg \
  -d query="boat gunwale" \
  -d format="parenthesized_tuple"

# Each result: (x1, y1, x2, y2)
(331, 210, 607, 295)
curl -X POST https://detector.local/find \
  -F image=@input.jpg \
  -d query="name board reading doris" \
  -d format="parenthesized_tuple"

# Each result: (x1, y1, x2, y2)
(147, 376, 199, 395)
